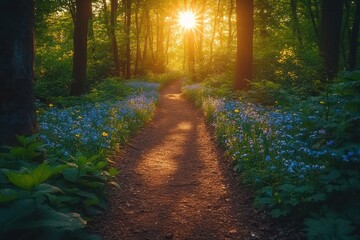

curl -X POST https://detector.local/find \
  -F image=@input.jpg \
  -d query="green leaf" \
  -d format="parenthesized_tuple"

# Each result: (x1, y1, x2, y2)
(62, 168, 78, 182)
(33, 183, 63, 198)
(108, 167, 119, 178)
(6, 163, 59, 190)
(278, 183, 296, 192)
(0, 199, 36, 233)
(0, 188, 21, 204)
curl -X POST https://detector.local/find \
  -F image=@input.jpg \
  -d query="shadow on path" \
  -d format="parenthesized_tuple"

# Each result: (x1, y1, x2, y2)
(91, 80, 280, 240)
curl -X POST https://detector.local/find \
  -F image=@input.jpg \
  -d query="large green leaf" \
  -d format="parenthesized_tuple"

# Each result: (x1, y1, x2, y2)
(6, 163, 63, 190)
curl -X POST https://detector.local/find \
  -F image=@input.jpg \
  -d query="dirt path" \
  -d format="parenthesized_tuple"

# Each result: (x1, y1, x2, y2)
(91, 80, 299, 240)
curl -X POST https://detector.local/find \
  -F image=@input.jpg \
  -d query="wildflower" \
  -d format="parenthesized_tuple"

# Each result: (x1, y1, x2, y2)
(320, 101, 326, 104)
(102, 132, 109, 137)
(78, 116, 83, 119)
(49, 103, 54, 107)
(75, 134, 80, 138)
(234, 109, 240, 113)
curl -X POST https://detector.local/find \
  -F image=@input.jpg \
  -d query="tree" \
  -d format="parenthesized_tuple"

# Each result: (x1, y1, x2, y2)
(234, 0, 254, 91)
(319, 0, 343, 80)
(70, 0, 91, 96)
(0, 0, 37, 147)
(124, 0, 132, 79)
(348, 0, 360, 70)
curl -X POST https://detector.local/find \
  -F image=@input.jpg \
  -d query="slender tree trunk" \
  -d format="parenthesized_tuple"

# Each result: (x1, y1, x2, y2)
(197, 0, 206, 72)
(234, 0, 253, 91)
(134, 0, 142, 75)
(71, 0, 91, 96)
(319, 0, 344, 80)
(290, 0, 303, 45)
(348, 0, 360, 70)
(306, 0, 319, 39)
(143, 6, 149, 67)
(111, 0, 121, 76)
(228, 0, 234, 49)
(0, 0, 37, 147)
(124, 0, 132, 79)
(209, 0, 221, 66)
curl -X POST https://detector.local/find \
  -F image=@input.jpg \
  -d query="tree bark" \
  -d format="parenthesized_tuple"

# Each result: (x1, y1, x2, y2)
(228, 0, 234, 49)
(290, 0, 303, 45)
(71, 0, 91, 96)
(209, 0, 221, 67)
(234, 0, 253, 91)
(319, 0, 343, 80)
(0, 0, 37, 147)
(124, 0, 132, 79)
(110, 0, 121, 76)
(348, 0, 360, 70)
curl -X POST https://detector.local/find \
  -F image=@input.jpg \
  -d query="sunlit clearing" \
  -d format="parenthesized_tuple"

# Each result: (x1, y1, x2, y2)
(179, 11, 197, 30)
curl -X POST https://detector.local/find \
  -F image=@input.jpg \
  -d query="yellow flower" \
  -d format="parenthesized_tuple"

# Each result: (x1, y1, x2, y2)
(234, 109, 240, 113)
(78, 116, 83, 119)
(75, 134, 80, 138)
(49, 103, 54, 107)
(320, 101, 326, 104)
(102, 132, 108, 137)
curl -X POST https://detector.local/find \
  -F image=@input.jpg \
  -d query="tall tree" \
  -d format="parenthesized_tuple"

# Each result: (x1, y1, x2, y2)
(348, 0, 360, 70)
(290, 0, 303, 45)
(0, 0, 37, 147)
(70, 0, 91, 96)
(319, 0, 344, 80)
(124, 0, 132, 79)
(234, 0, 254, 90)
(110, 0, 121, 76)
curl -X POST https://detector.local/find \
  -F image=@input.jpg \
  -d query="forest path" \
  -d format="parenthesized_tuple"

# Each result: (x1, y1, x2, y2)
(91, 80, 283, 240)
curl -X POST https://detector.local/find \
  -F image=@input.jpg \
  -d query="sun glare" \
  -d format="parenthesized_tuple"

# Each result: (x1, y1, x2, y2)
(179, 11, 197, 30)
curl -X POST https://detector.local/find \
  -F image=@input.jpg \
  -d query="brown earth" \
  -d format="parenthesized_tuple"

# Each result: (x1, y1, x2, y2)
(91, 80, 304, 240)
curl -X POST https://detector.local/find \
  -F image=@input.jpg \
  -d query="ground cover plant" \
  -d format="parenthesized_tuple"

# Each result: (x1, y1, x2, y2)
(0, 80, 160, 239)
(183, 70, 360, 239)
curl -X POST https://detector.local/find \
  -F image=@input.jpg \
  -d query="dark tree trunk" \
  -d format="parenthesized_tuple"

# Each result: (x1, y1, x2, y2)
(290, 0, 303, 45)
(0, 0, 37, 147)
(134, 0, 142, 76)
(110, 0, 121, 76)
(209, 0, 221, 67)
(234, 0, 253, 91)
(228, 0, 234, 49)
(319, 0, 344, 80)
(71, 0, 91, 96)
(348, 0, 360, 70)
(124, 0, 132, 79)
(306, 0, 319, 39)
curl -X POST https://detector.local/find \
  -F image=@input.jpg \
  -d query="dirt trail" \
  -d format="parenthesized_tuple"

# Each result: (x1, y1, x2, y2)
(91, 80, 296, 240)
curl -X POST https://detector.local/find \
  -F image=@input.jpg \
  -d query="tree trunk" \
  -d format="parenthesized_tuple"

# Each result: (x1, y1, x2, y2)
(134, 0, 142, 76)
(228, 0, 234, 49)
(348, 0, 360, 70)
(209, 0, 221, 67)
(110, 0, 121, 76)
(234, 0, 253, 91)
(306, 0, 319, 39)
(71, 0, 91, 96)
(319, 0, 343, 80)
(124, 0, 132, 79)
(0, 0, 37, 147)
(197, 0, 206, 67)
(290, 0, 303, 45)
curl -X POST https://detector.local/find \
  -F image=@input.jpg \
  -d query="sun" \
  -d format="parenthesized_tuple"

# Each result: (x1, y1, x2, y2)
(179, 11, 197, 30)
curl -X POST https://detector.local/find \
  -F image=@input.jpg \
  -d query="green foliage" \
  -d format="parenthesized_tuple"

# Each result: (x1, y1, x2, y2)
(0, 135, 116, 239)
(183, 69, 360, 238)
(305, 211, 359, 240)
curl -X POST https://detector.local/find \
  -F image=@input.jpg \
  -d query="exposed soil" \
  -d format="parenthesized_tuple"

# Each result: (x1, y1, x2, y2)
(91, 80, 304, 240)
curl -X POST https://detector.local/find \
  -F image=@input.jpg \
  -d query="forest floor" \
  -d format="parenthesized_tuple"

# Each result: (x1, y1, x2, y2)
(90, 80, 304, 240)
